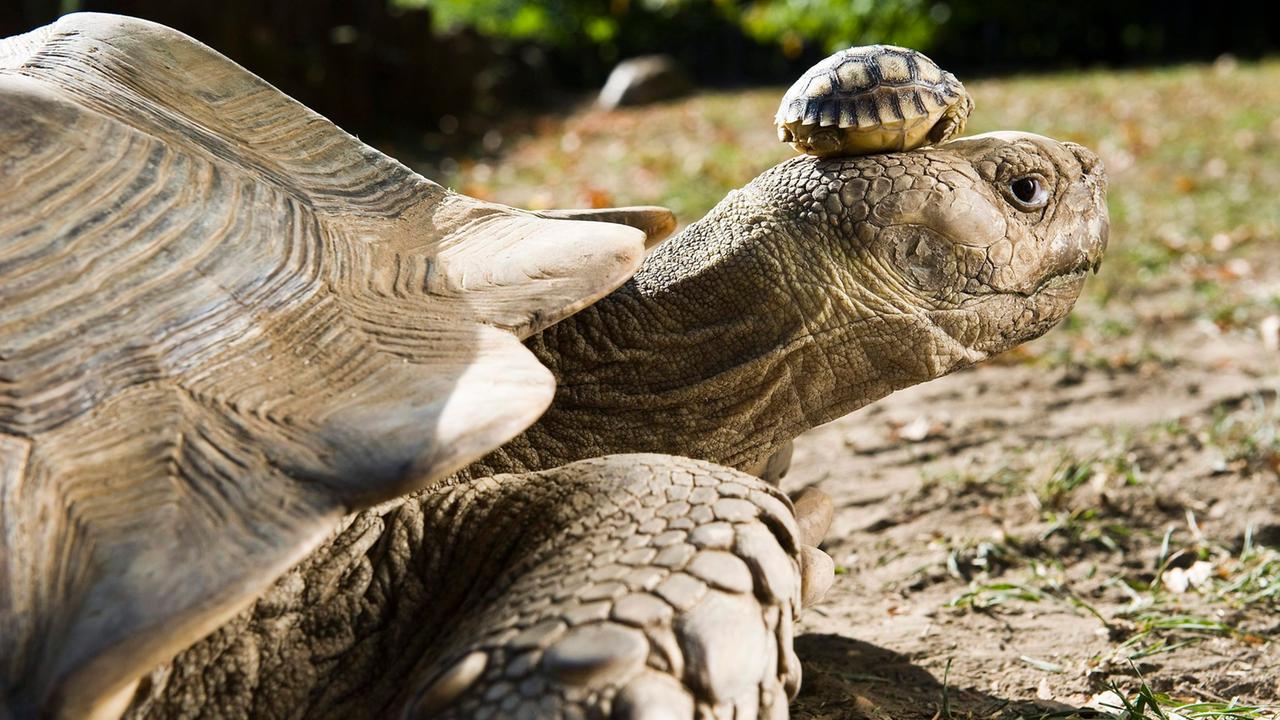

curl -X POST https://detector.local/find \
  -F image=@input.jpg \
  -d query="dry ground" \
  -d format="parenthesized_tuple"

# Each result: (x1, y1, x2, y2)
(398, 57, 1280, 718)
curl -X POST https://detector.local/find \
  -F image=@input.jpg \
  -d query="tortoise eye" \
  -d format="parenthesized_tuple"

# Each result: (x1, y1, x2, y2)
(1008, 176, 1048, 208)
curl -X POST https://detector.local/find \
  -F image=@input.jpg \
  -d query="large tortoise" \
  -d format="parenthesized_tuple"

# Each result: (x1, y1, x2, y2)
(0, 14, 1109, 720)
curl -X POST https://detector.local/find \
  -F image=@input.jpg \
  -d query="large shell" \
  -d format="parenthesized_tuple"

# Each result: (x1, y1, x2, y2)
(775, 44, 973, 158)
(0, 13, 655, 717)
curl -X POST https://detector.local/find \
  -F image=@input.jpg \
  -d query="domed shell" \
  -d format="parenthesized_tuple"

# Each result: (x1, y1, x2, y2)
(0, 13, 670, 717)
(775, 44, 973, 158)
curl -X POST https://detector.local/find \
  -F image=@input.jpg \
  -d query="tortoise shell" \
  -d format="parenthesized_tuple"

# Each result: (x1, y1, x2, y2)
(0, 13, 664, 715)
(775, 44, 973, 158)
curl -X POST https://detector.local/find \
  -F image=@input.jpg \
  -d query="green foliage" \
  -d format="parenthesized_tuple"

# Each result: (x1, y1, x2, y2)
(737, 0, 942, 55)
(401, 0, 941, 56)
(399, 0, 719, 46)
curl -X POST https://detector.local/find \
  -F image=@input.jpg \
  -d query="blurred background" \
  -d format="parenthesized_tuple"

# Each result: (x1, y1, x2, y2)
(4, 1, 1274, 165)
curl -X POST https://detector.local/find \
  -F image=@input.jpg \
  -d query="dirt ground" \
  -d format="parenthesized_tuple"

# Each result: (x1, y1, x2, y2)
(411, 56, 1280, 717)
(786, 287, 1280, 718)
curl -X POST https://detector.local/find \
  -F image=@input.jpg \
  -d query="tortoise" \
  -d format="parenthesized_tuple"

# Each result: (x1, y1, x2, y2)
(0, 13, 1108, 720)
(775, 44, 973, 158)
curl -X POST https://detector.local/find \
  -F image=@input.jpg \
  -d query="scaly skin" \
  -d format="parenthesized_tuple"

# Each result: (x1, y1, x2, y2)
(123, 457, 805, 719)
(122, 133, 1107, 719)
(471, 132, 1108, 477)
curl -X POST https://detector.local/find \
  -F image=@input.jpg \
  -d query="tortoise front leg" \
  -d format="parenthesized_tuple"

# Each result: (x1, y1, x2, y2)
(403, 454, 826, 719)
(124, 455, 830, 719)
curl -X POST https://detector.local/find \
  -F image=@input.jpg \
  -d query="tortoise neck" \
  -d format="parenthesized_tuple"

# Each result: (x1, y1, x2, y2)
(472, 196, 862, 477)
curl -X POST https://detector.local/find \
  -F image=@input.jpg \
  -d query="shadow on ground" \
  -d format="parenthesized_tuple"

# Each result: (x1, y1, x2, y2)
(791, 633, 1082, 720)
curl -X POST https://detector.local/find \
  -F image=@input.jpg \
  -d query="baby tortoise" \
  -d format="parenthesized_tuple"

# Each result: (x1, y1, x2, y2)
(776, 44, 973, 158)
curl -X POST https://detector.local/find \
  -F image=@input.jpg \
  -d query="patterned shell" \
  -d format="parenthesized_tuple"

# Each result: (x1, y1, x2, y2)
(0, 13, 651, 716)
(775, 44, 973, 158)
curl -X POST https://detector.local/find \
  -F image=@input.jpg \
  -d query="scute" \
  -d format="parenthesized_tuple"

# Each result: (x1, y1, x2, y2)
(775, 44, 973, 158)
(0, 13, 651, 718)
(870, 50, 913, 84)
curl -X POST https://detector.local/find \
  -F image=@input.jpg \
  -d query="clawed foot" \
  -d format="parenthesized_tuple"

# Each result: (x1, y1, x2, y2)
(402, 455, 837, 719)
(791, 487, 835, 608)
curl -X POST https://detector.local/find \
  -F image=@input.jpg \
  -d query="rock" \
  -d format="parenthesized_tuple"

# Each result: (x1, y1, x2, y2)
(598, 55, 691, 109)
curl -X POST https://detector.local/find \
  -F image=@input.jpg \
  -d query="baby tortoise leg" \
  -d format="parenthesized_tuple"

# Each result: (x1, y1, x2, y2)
(927, 93, 974, 145)
(402, 454, 831, 719)
(788, 128, 843, 158)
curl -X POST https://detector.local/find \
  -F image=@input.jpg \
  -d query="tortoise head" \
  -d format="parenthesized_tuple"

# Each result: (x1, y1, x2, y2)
(691, 129, 1109, 388)
(522, 130, 1108, 475)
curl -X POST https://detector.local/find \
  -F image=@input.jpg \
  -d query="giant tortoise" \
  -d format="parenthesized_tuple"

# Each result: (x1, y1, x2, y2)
(0, 14, 1108, 719)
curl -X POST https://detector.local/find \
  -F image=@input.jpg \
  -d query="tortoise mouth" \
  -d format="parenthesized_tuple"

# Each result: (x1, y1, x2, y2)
(1025, 253, 1097, 297)
(1034, 268, 1088, 297)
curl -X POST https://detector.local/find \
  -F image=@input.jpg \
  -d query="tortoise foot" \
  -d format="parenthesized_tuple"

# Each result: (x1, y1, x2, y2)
(405, 454, 811, 719)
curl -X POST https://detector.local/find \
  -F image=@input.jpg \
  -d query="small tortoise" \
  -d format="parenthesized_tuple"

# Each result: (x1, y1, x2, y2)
(0, 15, 1107, 719)
(776, 44, 973, 157)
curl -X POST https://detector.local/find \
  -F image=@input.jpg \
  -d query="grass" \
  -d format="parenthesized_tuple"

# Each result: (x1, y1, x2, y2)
(921, 394, 1278, 712)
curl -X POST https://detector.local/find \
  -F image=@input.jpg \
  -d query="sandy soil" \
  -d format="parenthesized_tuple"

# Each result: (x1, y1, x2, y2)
(786, 269, 1280, 717)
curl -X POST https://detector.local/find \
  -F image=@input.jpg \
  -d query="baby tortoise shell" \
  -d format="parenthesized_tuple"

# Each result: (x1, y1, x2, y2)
(776, 44, 973, 158)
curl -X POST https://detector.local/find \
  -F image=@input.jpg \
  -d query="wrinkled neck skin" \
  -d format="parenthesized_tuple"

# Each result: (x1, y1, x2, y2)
(471, 133, 1108, 478)
(469, 180, 978, 477)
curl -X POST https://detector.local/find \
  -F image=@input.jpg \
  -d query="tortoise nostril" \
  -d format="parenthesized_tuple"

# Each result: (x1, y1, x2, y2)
(1065, 142, 1103, 176)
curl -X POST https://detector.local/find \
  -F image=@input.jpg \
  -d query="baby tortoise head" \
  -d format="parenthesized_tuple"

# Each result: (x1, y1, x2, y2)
(775, 44, 973, 158)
